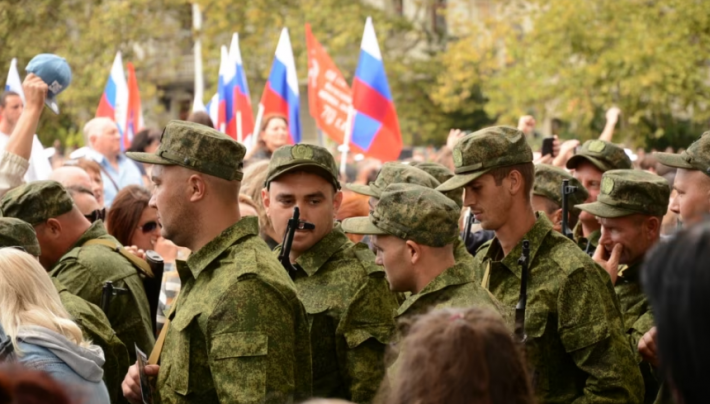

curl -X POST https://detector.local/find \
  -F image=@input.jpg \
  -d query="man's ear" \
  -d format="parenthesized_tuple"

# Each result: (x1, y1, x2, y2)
(552, 208, 563, 225)
(333, 190, 344, 218)
(508, 170, 524, 195)
(187, 174, 207, 202)
(406, 240, 422, 265)
(45, 219, 63, 239)
(645, 216, 662, 240)
(262, 188, 271, 213)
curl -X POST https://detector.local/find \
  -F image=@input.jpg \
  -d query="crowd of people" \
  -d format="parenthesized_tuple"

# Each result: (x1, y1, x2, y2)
(0, 69, 708, 404)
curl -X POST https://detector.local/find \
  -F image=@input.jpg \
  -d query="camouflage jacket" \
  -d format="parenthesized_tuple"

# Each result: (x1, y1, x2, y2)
(277, 224, 398, 403)
(53, 278, 130, 404)
(49, 220, 155, 363)
(476, 214, 644, 404)
(453, 237, 475, 272)
(395, 261, 505, 321)
(616, 261, 659, 404)
(573, 222, 601, 255)
(157, 217, 312, 404)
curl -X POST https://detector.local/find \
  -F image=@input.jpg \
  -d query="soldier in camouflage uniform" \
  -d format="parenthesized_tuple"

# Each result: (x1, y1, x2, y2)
(577, 169, 670, 404)
(566, 139, 633, 254)
(345, 162, 474, 269)
(123, 121, 311, 404)
(437, 126, 644, 404)
(263, 144, 398, 403)
(1, 181, 155, 365)
(655, 132, 710, 226)
(342, 183, 504, 320)
(531, 164, 589, 235)
(0, 217, 131, 404)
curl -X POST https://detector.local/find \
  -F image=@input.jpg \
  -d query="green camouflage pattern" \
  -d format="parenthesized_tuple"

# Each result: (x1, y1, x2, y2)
(48, 221, 155, 365)
(265, 144, 340, 190)
(437, 126, 533, 192)
(157, 217, 312, 404)
(577, 169, 671, 218)
(1, 180, 73, 225)
(453, 237, 476, 271)
(274, 224, 398, 402)
(345, 162, 440, 198)
(533, 164, 589, 211)
(476, 214, 644, 403)
(615, 261, 659, 404)
(342, 183, 460, 248)
(395, 261, 506, 320)
(409, 161, 463, 207)
(566, 139, 633, 172)
(0, 217, 41, 257)
(573, 223, 600, 254)
(655, 131, 710, 177)
(127, 120, 246, 181)
(53, 278, 131, 404)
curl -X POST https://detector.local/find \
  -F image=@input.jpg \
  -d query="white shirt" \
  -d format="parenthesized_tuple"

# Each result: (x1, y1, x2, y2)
(0, 132, 53, 181)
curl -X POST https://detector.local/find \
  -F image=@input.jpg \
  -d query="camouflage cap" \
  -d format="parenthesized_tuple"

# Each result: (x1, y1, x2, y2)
(408, 161, 462, 207)
(264, 144, 340, 189)
(344, 162, 440, 198)
(655, 131, 710, 177)
(1, 181, 74, 225)
(127, 120, 246, 181)
(437, 126, 533, 192)
(576, 169, 670, 218)
(341, 183, 460, 247)
(566, 139, 632, 172)
(0, 217, 41, 257)
(533, 164, 589, 210)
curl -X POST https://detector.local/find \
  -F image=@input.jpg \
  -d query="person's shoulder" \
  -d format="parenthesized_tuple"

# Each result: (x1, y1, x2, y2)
(335, 240, 385, 277)
(57, 289, 117, 340)
(219, 233, 296, 287)
(535, 229, 596, 276)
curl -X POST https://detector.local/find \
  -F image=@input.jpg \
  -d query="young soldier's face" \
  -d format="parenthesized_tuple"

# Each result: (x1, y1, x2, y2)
(264, 171, 342, 257)
(462, 174, 512, 231)
(670, 168, 710, 226)
(573, 161, 604, 227)
(372, 234, 414, 293)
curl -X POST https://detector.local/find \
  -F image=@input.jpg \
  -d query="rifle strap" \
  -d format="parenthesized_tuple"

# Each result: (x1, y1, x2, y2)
(148, 303, 176, 365)
(480, 261, 491, 289)
(82, 239, 154, 278)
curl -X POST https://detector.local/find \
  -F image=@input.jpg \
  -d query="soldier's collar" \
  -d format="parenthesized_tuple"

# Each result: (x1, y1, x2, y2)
(396, 262, 473, 317)
(618, 260, 643, 283)
(295, 224, 349, 277)
(486, 213, 553, 279)
(186, 217, 259, 279)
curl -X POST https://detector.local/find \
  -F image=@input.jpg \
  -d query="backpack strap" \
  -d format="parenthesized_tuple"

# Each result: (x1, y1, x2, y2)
(82, 239, 154, 278)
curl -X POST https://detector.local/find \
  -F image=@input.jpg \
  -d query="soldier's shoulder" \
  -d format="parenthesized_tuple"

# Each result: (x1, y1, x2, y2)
(537, 230, 596, 276)
(222, 234, 295, 286)
(57, 288, 118, 341)
(326, 240, 385, 279)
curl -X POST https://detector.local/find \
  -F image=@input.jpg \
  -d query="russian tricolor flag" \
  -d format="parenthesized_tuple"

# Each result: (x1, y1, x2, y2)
(96, 52, 128, 144)
(259, 28, 301, 144)
(351, 17, 402, 161)
(230, 34, 255, 145)
(217, 45, 237, 138)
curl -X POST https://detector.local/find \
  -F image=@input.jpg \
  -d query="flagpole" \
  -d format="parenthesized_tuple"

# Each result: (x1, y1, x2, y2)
(339, 106, 354, 177)
(191, 3, 205, 112)
(252, 104, 265, 149)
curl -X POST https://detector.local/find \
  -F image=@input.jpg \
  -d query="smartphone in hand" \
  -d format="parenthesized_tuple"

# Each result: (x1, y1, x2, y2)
(135, 344, 153, 404)
(541, 137, 556, 157)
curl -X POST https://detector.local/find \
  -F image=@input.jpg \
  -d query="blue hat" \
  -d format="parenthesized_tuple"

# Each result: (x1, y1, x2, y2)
(25, 54, 72, 114)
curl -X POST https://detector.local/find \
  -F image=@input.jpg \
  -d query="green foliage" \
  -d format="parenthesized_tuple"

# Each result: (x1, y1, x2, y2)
(433, 0, 710, 149)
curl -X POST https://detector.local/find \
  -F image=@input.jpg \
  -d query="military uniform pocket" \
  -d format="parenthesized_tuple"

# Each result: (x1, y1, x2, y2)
(209, 332, 269, 403)
(163, 312, 198, 396)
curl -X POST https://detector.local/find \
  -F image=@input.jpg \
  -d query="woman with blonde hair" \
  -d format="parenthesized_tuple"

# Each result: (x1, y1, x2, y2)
(0, 248, 110, 404)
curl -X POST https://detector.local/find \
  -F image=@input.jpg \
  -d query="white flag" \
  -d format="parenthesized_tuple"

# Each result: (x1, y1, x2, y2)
(5, 58, 25, 103)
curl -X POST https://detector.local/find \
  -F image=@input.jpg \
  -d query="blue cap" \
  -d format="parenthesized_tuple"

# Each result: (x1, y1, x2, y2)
(25, 54, 72, 114)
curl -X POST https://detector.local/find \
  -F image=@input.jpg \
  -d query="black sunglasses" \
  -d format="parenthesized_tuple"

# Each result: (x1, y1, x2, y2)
(84, 208, 106, 223)
(138, 221, 162, 233)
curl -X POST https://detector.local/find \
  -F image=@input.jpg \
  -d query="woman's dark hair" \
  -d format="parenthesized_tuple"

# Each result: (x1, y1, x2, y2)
(257, 114, 288, 151)
(642, 220, 710, 404)
(128, 129, 161, 153)
(381, 307, 534, 404)
(186, 111, 214, 128)
(106, 185, 151, 246)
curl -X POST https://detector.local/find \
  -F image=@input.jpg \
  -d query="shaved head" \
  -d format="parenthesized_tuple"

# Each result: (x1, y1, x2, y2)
(50, 166, 94, 191)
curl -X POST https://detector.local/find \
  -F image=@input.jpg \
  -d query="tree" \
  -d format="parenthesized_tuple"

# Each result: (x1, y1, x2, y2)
(433, 0, 710, 148)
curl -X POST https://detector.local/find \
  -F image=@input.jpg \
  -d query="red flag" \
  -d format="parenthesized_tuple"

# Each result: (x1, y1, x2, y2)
(306, 23, 353, 147)
(125, 62, 144, 150)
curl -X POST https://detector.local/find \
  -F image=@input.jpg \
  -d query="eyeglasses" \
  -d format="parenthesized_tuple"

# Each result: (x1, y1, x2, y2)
(84, 208, 106, 223)
(138, 221, 162, 233)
